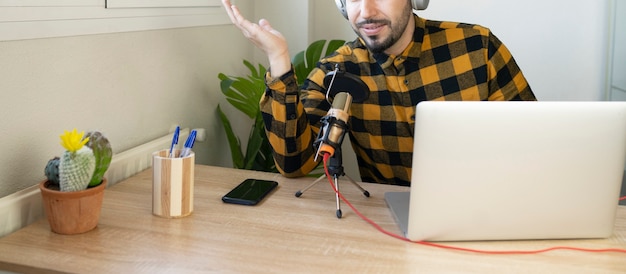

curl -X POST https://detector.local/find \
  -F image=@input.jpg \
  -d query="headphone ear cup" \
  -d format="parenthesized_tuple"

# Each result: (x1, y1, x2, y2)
(412, 0, 430, 10)
(335, 0, 348, 19)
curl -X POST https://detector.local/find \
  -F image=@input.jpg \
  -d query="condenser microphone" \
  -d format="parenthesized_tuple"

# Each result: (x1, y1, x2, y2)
(313, 67, 369, 161)
(315, 92, 352, 159)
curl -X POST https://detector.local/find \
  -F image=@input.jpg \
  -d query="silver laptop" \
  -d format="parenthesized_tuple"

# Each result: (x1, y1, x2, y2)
(385, 101, 626, 242)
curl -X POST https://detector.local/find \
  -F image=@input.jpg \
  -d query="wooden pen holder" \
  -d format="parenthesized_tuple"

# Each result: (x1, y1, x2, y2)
(152, 149, 195, 218)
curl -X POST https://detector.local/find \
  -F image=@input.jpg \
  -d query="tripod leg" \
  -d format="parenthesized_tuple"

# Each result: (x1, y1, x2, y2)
(334, 176, 342, 219)
(295, 174, 327, 197)
(344, 175, 370, 197)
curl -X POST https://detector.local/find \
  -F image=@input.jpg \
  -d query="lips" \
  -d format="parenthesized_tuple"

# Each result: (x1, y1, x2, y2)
(357, 20, 389, 37)
(361, 24, 385, 36)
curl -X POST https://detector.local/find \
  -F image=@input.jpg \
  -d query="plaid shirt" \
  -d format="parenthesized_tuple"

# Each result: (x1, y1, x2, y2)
(261, 15, 536, 186)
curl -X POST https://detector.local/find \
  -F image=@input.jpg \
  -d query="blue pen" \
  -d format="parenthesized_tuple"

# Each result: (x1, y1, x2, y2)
(169, 126, 180, 158)
(179, 130, 197, 158)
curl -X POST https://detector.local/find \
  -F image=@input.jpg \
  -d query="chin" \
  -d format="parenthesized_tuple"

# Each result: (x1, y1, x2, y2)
(363, 39, 387, 53)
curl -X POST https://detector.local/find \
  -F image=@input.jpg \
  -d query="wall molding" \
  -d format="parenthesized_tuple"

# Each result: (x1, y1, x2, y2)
(0, 0, 229, 41)
(0, 185, 42, 238)
(0, 130, 189, 237)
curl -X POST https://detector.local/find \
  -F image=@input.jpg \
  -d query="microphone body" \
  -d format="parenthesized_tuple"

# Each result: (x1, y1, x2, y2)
(316, 92, 352, 157)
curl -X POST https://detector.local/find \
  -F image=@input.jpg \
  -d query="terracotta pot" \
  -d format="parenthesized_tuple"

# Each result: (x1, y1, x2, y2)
(39, 179, 107, 235)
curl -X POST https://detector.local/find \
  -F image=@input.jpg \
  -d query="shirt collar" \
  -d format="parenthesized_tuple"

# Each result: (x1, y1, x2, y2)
(363, 14, 424, 70)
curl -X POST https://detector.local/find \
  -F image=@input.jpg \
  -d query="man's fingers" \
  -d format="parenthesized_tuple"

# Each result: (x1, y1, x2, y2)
(227, 4, 256, 34)
(258, 19, 273, 32)
(221, 0, 237, 23)
(222, 0, 249, 32)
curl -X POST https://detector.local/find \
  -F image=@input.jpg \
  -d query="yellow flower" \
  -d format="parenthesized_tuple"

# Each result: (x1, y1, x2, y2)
(60, 129, 90, 153)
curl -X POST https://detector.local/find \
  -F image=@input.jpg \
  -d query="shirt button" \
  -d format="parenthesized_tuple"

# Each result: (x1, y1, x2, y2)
(289, 114, 297, 119)
(404, 79, 409, 85)
(410, 115, 416, 121)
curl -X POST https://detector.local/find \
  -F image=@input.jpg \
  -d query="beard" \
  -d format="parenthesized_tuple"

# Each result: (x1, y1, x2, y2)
(353, 6, 413, 54)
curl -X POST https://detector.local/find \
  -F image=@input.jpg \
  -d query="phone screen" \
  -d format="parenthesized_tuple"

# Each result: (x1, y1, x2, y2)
(222, 179, 278, 205)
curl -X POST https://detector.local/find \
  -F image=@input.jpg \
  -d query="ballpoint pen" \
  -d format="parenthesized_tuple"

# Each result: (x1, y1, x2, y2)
(169, 126, 180, 158)
(179, 129, 197, 158)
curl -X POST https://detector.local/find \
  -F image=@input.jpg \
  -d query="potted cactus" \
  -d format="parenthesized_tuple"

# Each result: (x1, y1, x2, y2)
(39, 129, 112, 234)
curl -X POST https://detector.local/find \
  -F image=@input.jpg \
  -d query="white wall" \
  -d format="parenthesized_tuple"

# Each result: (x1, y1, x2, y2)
(253, 0, 312, 64)
(311, 1, 355, 42)
(0, 1, 256, 198)
(610, 0, 626, 100)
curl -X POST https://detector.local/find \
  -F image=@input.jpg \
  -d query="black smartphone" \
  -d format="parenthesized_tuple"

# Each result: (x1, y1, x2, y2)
(222, 178, 279, 206)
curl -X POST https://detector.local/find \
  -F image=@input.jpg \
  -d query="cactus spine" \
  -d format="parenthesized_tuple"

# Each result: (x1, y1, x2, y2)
(84, 131, 112, 187)
(59, 147, 96, 192)
(44, 157, 61, 185)
(58, 129, 96, 192)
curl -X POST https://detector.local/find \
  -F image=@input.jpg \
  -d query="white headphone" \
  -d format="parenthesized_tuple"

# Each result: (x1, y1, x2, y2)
(335, 0, 430, 20)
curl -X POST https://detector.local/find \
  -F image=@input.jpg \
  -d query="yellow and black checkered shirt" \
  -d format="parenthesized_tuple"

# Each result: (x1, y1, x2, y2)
(261, 15, 536, 186)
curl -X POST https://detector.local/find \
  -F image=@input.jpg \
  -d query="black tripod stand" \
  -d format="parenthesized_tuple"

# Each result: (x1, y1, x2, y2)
(295, 147, 370, 218)
(294, 66, 371, 218)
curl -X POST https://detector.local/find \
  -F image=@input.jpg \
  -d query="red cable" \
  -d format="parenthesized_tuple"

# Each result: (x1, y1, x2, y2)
(620, 196, 626, 201)
(322, 153, 626, 255)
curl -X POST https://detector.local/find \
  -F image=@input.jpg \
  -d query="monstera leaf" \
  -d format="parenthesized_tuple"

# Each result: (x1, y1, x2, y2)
(293, 39, 346, 86)
(217, 39, 346, 172)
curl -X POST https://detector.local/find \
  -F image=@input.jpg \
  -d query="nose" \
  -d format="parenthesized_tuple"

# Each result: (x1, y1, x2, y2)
(359, 0, 378, 19)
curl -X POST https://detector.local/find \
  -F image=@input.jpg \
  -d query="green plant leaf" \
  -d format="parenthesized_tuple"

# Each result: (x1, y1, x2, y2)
(219, 74, 263, 119)
(217, 105, 244, 168)
(305, 40, 326, 71)
(217, 40, 344, 173)
(292, 51, 306, 86)
(325, 39, 346, 56)
(292, 39, 346, 87)
(243, 60, 267, 79)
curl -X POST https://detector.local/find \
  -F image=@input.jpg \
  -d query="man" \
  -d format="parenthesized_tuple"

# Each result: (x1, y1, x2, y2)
(222, 0, 537, 186)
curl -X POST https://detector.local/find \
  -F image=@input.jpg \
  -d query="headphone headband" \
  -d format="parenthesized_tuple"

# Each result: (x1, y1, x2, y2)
(335, 0, 429, 20)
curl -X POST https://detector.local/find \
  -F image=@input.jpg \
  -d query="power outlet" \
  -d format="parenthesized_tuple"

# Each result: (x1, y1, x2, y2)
(193, 128, 206, 142)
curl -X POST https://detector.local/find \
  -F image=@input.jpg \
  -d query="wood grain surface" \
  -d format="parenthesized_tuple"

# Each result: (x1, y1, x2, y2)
(0, 165, 624, 273)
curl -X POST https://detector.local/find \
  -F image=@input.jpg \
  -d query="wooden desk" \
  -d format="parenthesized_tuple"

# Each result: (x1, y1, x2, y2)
(0, 165, 625, 273)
